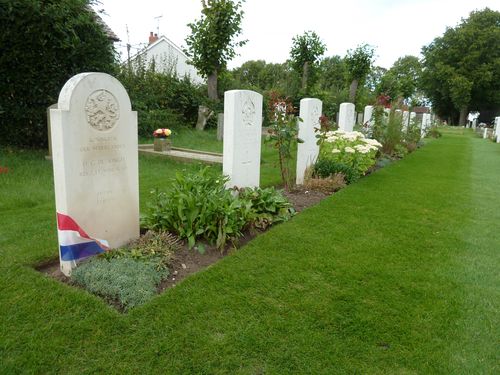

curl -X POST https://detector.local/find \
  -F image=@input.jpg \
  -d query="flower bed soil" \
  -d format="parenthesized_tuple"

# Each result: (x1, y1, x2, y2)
(36, 188, 330, 311)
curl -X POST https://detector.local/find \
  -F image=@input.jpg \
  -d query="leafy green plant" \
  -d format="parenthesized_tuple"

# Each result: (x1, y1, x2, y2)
(71, 257, 168, 311)
(316, 130, 382, 177)
(0, 0, 117, 148)
(237, 187, 295, 230)
(142, 168, 251, 250)
(313, 159, 360, 184)
(265, 92, 303, 191)
(101, 231, 180, 271)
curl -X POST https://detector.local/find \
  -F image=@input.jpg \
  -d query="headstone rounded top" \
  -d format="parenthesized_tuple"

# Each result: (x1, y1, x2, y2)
(57, 73, 131, 114)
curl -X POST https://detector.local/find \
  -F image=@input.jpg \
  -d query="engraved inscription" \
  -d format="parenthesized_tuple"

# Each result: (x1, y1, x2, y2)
(85, 90, 120, 131)
(311, 105, 320, 128)
(242, 98, 255, 127)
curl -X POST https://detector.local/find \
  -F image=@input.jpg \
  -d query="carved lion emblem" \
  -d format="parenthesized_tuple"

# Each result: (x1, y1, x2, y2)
(85, 90, 119, 131)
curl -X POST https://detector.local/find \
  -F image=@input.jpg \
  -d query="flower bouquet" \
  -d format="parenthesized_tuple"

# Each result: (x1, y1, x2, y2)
(153, 128, 172, 152)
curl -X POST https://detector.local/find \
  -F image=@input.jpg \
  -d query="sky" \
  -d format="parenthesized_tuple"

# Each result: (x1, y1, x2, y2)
(93, 0, 500, 70)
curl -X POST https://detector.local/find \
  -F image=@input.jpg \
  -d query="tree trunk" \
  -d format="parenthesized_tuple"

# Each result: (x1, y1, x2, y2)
(207, 70, 218, 101)
(195, 106, 214, 131)
(301, 61, 309, 91)
(459, 106, 468, 127)
(349, 79, 359, 103)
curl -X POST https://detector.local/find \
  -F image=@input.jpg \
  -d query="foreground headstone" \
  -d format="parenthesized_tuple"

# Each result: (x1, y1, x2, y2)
(50, 73, 139, 276)
(338, 102, 355, 132)
(296, 98, 322, 185)
(223, 90, 263, 188)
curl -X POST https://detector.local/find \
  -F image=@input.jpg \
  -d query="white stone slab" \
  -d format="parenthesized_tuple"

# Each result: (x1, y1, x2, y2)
(338, 102, 355, 132)
(223, 90, 263, 188)
(50, 73, 139, 276)
(363, 105, 373, 127)
(402, 111, 409, 130)
(296, 98, 322, 185)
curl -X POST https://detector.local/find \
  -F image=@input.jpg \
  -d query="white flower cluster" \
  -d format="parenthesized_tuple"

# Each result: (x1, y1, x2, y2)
(324, 130, 366, 143)
(324, 130, 382, 154)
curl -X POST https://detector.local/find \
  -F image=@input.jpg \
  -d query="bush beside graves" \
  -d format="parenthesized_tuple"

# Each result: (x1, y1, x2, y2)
(142, 168, 295, 250)
(0, 0, 116, 148)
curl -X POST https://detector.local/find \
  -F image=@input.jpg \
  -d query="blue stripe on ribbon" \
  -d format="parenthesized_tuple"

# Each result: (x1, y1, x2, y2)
(60, 241, 104, 261)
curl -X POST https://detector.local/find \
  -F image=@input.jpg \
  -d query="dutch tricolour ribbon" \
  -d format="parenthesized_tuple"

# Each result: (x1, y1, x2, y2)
(57, 212, 109, 261)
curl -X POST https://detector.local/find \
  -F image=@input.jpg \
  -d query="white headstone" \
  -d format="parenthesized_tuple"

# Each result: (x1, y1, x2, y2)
(421, 113, 431, 137)
(223, 90, 263, 188)
(483, 128, 488, 139)
(296, 98, 322, 185)
(363, 105, 373, 127)
(402, 111, 409, 130)
(410, 112, 416, 125)
(50, 73, 139, 276)
(338, 102, 355, 132)
(495, 117, 500, 143)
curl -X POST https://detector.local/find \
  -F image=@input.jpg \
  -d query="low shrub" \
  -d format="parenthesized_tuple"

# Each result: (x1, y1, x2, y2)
(142, 168, 251, 249)
(238, 187, 295, 230)
(72, 257, 168, 311)
(143, 169, 296, 249)
(426, 127, 442, 138)
(304, 173, 346, 193)
(316, 130, 382, 177)
(313, 159, 360, 184)
(101, 230, 180, 271)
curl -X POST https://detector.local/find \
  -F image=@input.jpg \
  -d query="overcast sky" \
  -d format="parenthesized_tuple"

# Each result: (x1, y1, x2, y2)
(94, 0, 499, 70)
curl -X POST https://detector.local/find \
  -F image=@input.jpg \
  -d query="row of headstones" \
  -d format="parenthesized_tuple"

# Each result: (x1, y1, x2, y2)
(222, 92, 434, 189)
(484, 117, 500, 142)
(49, 73, 433, 275)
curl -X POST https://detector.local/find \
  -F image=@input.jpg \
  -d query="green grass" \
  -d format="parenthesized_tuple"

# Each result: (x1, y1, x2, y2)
(139, 127, 223, 153)
(1, 129, 499, 373)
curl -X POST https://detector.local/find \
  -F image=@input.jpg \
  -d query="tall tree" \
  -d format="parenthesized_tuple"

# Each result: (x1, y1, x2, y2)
(345, 44, 375, 103)
(289, 31, 326, 91)
(185, 0, 247, 101)
(421, 8, 500, 125)
(0, 0, 116, 148)
(377, 56, 422, 103)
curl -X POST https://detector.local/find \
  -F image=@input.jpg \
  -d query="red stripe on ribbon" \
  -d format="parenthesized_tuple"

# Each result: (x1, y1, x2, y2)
(56, 212, 110, 250)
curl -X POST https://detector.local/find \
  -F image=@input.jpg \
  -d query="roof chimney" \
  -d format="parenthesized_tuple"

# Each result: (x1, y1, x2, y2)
(149, 32, 159, 45)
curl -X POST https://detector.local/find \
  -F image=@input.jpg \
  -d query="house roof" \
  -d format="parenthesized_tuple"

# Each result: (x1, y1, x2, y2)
(130, 35, 189, 61)
(87, 6, 120, 42)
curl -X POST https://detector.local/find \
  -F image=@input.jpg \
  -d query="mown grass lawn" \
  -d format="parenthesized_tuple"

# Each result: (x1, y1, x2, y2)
(0, 129, 498, 373)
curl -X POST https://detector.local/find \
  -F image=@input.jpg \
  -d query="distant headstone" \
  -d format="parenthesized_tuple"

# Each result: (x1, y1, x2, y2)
(338, 102, 355, 132)
(50, 73, 139, 276)
(421, 113, 431, 137)
(495, 117, 500, 143)
(402, 111, 409, 130)
(483, 128, 488, 139)
(217, 113, 224, 141)
(223, 90, 263, 188)
(410, 112, 416, 124)
(363, 105, 373, 126)
(356, 112, 363, 126)
(296, 98, 322, 185)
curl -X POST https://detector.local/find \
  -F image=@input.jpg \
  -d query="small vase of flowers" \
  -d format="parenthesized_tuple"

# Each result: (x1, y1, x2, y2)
(153, 128, 172, 152)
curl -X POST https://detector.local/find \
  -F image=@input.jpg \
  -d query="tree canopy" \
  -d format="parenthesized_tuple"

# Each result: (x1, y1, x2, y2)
(185, 0, 247, 100)
(345, 44, 375, 102)
(289, 31, 326, 91)
(0, 0, 117, 148)
(421, 8, 500, 124)
(377, 56, 422, 104)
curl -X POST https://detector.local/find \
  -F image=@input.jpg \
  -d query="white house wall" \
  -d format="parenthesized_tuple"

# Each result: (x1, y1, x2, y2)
(132, 38, 204, 85)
